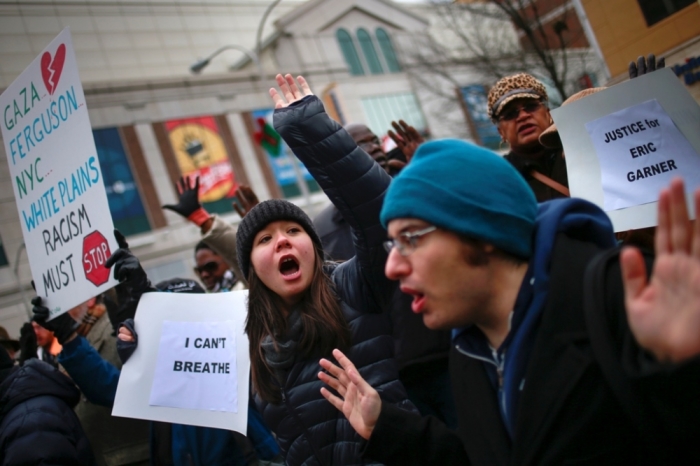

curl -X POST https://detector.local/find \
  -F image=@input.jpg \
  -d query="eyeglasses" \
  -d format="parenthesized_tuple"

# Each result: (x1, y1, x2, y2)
(194, 261, 220, 275)
(498, 101, 544, 122)
(383, 226, 437, 256)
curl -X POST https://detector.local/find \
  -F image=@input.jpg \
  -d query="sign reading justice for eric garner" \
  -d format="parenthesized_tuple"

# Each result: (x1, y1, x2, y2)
(585, 99, 700, 212)
(0, 28, 118, 317)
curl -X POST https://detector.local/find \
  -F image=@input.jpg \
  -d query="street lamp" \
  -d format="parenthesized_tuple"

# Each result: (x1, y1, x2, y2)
(190, 44, 264, 81)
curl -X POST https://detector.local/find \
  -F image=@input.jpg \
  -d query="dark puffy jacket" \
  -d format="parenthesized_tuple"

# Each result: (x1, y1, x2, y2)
(0, 358, 96, 465)
(255, 95, 415, 466)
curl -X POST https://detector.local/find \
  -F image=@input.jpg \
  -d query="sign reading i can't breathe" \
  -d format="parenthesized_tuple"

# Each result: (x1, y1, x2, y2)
(149, 320, 238, 412)
(585, 99, 700, 211)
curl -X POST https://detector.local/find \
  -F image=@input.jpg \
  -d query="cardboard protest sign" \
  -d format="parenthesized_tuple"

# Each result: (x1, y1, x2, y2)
(551, 68, 700, 231)
(112, 291, 250, 433)
(585, 99, 700, 211)
(0, 28, 118, 317)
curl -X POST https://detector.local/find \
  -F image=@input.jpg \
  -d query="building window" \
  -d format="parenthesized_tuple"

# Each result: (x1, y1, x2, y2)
(637, 0, 695, 26)
(357, 28, 384, 74)
(376, 28, 401, 72)
(251, 109, 321, 198)
(460, 85, 502, 150)
(93, 128, 152, 236)
(336, 28, 365, 76)
(360, 93, 428, 138)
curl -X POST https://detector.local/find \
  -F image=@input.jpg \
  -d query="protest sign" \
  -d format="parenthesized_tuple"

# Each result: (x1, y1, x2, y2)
(551, 68, 700, 231)
(112, 291, 250, 432)
(0, 28, 118, 317)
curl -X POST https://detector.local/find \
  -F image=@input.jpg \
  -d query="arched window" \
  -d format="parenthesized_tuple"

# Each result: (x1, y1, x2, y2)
(357, 28, 383, 74)
(336, 28, 364, 76)
(376, 28, 401, 73)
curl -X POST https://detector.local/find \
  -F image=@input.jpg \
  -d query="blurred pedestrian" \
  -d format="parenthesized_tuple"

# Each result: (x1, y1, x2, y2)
(0, 326, 19, 361)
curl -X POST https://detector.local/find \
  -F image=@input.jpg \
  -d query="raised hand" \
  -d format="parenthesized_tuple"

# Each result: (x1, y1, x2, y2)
(163, 176, 212, 228)
(629, 54, 665, 79)
(318, 349, 381, 440)
(621, 178, 700, 363)
(116, 318, 138, 364)
(269, 74, 314, 109)
(104, 230, 152, 295)
(18, 322, 38, 364)
(387, 120, 424, 166)
(31, 296, 79, 345)
(232, 184, 260, 218)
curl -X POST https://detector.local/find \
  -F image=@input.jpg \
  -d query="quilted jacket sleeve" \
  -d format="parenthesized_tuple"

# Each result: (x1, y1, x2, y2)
(273, 95, 394, 313)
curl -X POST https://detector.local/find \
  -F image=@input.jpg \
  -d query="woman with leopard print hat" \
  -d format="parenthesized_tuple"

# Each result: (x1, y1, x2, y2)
(488, 73, 569, 202)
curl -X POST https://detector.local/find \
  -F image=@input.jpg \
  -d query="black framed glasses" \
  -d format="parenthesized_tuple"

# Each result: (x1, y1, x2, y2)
(498, 100, 545, 122)
(194, 261, 220, 274)
(383, 226, 437, 256)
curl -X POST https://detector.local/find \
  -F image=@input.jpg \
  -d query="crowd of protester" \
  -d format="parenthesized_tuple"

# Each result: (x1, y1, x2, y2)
(1, 53, 699, 466)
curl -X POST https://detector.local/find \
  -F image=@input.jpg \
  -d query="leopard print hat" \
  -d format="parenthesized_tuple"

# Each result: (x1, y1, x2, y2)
(487, 73, 548, 120)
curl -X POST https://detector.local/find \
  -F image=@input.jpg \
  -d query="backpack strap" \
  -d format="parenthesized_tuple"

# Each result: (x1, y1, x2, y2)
(530, 170, 570, 197)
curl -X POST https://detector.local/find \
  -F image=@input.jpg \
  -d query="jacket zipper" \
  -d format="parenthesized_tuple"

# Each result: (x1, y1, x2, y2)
(455, 344, 507, 416)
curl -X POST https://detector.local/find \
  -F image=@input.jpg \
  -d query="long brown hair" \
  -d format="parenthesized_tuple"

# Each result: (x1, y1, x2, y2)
(246, 243, 351, 404)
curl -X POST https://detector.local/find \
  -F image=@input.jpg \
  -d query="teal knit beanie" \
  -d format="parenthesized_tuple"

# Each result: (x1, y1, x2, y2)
(380, 139, 537, 259)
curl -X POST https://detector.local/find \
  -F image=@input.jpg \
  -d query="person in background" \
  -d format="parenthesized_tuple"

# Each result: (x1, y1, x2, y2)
(194, 241, 245, 292)
(32, 283, 151, 466)
(488, 73, 569, 201)
(31, 318, 61, 367)
(0, 345, 97, 465)
(0, 326, 19, 361)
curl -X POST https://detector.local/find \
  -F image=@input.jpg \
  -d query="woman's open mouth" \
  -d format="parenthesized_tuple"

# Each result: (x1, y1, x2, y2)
(279, 255, 301, 280)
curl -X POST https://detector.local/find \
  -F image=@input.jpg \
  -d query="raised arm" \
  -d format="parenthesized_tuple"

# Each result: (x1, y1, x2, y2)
(271, 75, 392, 308)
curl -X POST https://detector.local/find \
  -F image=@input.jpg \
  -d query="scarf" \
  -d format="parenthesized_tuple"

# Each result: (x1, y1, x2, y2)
(261, 309, 303, 384)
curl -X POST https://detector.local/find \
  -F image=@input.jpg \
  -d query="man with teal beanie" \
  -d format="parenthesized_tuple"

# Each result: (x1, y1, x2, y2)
(318, 139, 700, 465)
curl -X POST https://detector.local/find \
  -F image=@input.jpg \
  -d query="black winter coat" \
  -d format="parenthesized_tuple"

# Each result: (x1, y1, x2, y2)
(256, 95, 414, 466)
(0, 359, 97, 465)
(504, 150, 568, 202)
(364, 234, 700, 465)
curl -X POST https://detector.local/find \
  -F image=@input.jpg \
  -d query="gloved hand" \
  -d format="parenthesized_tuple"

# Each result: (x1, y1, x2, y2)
(629, 54, 665, 79)
(106, 282, 138, 335)
(116, 318, 138, 364)
(162, 176, 211, 227)
(18, 322, 38, 365)
(104, 230, 153, 296)
(31, 296, 79, 345)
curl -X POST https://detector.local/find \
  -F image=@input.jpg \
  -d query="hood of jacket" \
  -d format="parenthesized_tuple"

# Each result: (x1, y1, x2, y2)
(0, 358, 80, 421)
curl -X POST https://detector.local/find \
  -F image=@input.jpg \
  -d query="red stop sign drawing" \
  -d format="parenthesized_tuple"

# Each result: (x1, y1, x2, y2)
(83, 231, 112, 286)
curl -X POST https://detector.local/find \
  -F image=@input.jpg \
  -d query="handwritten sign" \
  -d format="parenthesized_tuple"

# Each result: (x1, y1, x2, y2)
(112, 291, 250, 432)
(586, 99, 700, 211)
(551, 69, 700, 231)
(150, 321, 238, 412)
(0, 28, 117, 317)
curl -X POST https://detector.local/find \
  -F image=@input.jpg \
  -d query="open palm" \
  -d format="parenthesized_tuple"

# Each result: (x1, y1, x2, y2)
(621, 178, 700, 363)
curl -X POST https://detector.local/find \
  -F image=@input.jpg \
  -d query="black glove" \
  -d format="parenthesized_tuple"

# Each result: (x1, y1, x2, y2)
(18, 322, 38, 365)
(31, 296, 79, 345)
(106, 282, 138, 335)
(629, 54, 665, 79)
(104, 230, 153, 296)
(162, 176, 202, 219)
(116, 318, 138, 364)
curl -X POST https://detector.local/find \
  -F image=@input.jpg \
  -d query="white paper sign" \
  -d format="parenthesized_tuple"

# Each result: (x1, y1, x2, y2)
(112, 291, 250, 433)
(150, 320, 238, 412)
(551, 69, 700, 231)
(585, 99, 700, 211)
(0, 28, 117, 317)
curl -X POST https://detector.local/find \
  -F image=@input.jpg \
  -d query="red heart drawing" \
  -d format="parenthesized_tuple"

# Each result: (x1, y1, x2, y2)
(41, 43, 66, 96)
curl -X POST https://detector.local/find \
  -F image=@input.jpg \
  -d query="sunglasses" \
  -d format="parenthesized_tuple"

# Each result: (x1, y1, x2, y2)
(194, 261, 220, 274)
(498, 100, 544, 122)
